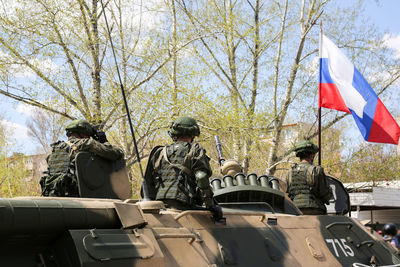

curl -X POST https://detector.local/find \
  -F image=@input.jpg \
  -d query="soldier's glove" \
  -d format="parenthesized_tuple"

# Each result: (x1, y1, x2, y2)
(199, 187, 225, 223)
(209, 198, 224, 223)
(93, 130, 108, 143)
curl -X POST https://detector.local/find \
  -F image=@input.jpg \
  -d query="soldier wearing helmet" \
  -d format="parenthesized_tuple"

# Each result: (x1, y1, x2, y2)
(285, 140, 332, 215)
(383, 223, 399, 248)
(144, 116, 221, 219)
(40, 119, 124, 197)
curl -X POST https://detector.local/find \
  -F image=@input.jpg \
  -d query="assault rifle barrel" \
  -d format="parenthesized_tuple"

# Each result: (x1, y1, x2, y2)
(214, 135, 225, 166)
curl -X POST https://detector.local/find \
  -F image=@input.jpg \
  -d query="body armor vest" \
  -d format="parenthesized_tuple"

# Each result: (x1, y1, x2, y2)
(48, 142, 71, 174)
(153, 142, 197, 204)
(288, 163, 322, 210)
(40, 141, 78, 197)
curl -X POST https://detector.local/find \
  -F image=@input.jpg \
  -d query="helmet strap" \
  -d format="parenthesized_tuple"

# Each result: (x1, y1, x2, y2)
(168, 131, 177, 141)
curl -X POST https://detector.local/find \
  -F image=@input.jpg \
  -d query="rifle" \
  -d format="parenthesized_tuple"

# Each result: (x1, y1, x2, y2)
(214, 135, 225, 166)
(215, 135, 242, 177)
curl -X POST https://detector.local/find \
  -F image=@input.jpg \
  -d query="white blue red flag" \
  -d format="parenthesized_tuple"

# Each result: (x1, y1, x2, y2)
(319, 34, 400, 145)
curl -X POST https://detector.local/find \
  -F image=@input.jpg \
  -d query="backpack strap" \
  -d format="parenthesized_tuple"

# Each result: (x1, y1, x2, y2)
(306, 164, 315, 175)
(65, 140, 79, 159)
(161, 146, 193, 176)
(66, 140, 77, 151)
(142, 145, 164, 199)
(183, 143, 196, 171)
(153, 146, 164, 172)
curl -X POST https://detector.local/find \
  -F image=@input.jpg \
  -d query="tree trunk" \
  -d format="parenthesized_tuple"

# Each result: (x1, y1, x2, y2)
(227, 0, 240, 161)
(170, 0, 179, 118)
(267, 0, 317, 174)
(91, 0, 102, 124)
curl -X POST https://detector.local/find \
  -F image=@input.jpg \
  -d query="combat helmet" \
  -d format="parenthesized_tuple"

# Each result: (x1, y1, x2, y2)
(169, 116, 200, 138)
(293, 140, 318, 157)
(383, 223, 398, 236)
(65, 119, 94, 137)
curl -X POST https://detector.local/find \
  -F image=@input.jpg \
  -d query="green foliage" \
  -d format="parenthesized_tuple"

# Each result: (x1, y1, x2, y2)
(340, 144, 400, 183)
(0, 0, 398, 196)
(0, 121, 41, 197)
(0, 154, 39, 197)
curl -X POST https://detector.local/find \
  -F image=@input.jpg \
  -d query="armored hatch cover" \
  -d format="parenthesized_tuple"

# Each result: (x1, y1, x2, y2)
(75, 151, 131, 199)
(326, 175, 351, 215)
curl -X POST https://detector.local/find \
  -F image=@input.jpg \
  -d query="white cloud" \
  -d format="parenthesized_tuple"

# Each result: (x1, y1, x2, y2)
(13, 58, 61, 79)
(125, 0, 168, 31)
(0, 50, 61, 78)
(383, 34, 400, 59)
(1, 120, 29, 139)
(30, 58, 60, 74)
(16, 103, 35, 117)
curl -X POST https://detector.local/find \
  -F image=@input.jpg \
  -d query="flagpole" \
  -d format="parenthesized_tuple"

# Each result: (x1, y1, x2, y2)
(318, 21, 322, 166)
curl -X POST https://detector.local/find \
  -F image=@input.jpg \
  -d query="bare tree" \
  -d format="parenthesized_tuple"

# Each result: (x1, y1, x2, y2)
(26, 107, 67, 153)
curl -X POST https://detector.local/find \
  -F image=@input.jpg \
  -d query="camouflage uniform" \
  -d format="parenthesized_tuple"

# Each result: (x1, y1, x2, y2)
(286, 162, 331, 214)
(40, 119, 124, 197)
(144, 117, 214, 210)
(286, 140, 331, 215)
(67, 136, 124, 162)
(145, 141, 212, 209)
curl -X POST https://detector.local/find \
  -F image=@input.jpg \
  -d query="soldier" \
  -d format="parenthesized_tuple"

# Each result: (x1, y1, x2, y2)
(286, 140, 332, 215)
(383, 223, 399, 249)
(144, 116, 222, 219)
(40, 119, 124, 197)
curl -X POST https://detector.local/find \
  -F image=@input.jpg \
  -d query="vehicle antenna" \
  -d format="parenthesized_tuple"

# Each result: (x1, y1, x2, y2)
(100, 0, 150, 200)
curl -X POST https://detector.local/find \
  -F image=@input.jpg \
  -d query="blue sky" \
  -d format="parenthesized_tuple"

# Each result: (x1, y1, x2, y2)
(1, 0, 400, 156)
(365, 0, 400, 34)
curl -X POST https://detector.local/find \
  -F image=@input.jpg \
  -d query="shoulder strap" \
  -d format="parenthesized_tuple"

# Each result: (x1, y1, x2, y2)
(142, 145, 164, 199)
(66, 140, 77, 150)
(65, 140, 78, 158)
(290, 163, 310, 187)
(162, 146, 193, 176)
(305, 164, 315, 176)
(153, 146, 164, 171)
(183, 142, 196, 170)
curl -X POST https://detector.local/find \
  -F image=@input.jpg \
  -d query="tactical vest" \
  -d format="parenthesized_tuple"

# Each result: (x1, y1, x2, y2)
(288, 163, 324, 211)
(40, 141, 79, 197)
(153, 142, 198, 205)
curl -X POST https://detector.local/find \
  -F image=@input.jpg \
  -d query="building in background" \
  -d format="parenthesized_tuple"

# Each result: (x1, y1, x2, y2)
(345, 180, 400, 229)
(0, 153, 46, 197)
(262, 122, 340, 152)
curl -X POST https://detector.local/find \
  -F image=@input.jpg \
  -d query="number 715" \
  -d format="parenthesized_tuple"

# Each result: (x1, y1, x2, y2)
(325, 238, 355, 257)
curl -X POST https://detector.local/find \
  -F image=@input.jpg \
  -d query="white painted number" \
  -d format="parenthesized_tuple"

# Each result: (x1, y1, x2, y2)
(340, 238, 355, 257)
(325, 239, 355, 257)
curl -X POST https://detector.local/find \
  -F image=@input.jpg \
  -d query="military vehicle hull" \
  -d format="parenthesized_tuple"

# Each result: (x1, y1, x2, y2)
(0, 197, 398, 267)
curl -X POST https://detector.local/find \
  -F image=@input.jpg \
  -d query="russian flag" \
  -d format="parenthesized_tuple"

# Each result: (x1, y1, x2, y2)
(319, 34, 400, 145)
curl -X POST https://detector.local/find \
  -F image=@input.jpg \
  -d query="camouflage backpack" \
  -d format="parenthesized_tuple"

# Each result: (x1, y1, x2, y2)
(40, 141, 79, 197)
(288, 163, 326, 211)
(152, 142, 200, 205)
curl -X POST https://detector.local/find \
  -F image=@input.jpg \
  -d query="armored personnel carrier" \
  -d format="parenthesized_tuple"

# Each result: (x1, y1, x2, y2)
(0, 150, 399, 267)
